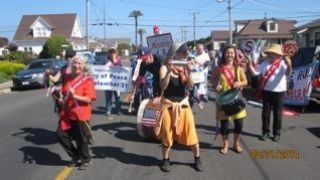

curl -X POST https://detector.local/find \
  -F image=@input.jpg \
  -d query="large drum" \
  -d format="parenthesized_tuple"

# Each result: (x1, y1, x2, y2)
(216, 88, 246, 116)
(136, 99, 161, 139)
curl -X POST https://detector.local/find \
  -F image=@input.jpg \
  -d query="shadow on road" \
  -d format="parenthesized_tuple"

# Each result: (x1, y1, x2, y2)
(92, 121, 158, 144)
(19, 146, 67, 166)
(307, 127, 320, 139)
(12, 127, 57, 145)
(91, 146, 159, 167)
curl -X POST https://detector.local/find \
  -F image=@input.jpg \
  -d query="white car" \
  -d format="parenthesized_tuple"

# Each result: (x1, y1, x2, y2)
(76, 51, 95, 64)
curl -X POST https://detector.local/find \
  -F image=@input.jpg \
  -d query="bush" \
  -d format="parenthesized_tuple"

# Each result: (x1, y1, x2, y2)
(4, 51, 34, 64)
(0, 61, 26, 78)
(0, 72, 9, 83)
(39, 35, 71, 58)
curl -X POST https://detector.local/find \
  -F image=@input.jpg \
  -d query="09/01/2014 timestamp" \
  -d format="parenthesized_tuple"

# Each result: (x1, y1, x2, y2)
(250, 149, 300, 159)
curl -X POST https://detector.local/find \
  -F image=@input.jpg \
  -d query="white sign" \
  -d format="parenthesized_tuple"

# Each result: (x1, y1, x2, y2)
(284, 61, 319, 105)
(89, 65, 132, 92)
(191, 72, 205, 84)
(147, 33, 173, 58)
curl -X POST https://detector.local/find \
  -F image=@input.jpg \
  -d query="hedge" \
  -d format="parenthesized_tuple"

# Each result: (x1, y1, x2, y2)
(0, 61, 26, 82)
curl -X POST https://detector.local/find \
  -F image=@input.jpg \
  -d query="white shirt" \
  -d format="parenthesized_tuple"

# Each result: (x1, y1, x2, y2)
(256, 60, 288, 92)
(195, 52, 210, 73)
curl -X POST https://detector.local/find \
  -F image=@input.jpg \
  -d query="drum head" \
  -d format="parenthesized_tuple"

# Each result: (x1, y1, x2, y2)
(216, 88, 240, 105)
(136, 99, 150, 139)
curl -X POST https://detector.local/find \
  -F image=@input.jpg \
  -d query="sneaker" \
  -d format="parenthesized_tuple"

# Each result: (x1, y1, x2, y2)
(160, 159, 171, 172)
(105, 111, 111, 116)
(272, 135, 280, 142)
(199, 102, 204, 110)
(67, 157, 79, 167)
(194, 157, 203, 172)
(259, 133, 269, 141)
(78, 160, 92, 170)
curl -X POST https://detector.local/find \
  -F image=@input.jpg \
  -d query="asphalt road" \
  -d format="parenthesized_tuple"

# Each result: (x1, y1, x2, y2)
(0, 87, 319, 180)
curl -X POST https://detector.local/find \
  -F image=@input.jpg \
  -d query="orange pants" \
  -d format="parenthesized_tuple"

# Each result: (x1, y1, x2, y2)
(158, 107, 198, 147)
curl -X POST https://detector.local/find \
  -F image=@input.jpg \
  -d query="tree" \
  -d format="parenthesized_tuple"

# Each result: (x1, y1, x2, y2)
(137, 28, 146, 46)
(39, 35, 71, 58)
(129, 10, 143, 46)
(7, 43, 18, 53)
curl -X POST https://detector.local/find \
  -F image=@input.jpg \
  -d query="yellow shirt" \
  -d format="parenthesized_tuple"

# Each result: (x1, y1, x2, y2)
(217, 67, 246, 121)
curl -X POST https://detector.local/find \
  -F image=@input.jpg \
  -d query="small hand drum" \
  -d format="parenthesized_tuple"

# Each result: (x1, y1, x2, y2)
(216, 89, 246, 116)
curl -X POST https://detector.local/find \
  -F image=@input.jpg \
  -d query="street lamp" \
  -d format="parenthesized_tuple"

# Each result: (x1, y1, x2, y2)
(217, 0, 232, 45)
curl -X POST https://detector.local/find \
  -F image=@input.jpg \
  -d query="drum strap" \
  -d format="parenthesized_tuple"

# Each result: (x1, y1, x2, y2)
(220, 65, 235, 88)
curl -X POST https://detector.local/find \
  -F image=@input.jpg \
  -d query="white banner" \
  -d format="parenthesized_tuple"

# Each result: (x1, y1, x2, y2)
(89, 65, 132, 92)
(284, 61, 318, 105)
(147, 33, 173, 58)
(191, 72, 205, 84)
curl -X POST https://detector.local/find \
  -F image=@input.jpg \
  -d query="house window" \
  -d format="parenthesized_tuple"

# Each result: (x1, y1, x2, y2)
(315, 32, 320, 46)
(267, 21, 278, 33)
(29, 47, 32, 53)
(24, 47, 28, 52)
(41, 28, 46, 37)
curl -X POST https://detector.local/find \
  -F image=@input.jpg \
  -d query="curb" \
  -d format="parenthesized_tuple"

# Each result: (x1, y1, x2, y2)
(0, 81, 13, 94)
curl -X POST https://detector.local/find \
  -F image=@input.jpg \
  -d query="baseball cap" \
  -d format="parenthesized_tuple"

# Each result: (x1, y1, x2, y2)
(138, 47, 152, 60)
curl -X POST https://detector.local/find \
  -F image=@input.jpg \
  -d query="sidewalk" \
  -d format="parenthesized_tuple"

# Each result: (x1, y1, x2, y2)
(0, 81, 12, 94)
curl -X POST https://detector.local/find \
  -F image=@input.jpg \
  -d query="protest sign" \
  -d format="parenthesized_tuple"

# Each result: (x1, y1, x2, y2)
(191, 71, 205, 84)
(284, 61, 319, 105)
(147, 33, 173, 58)
(283, 40, 298, 57)
(89, 65, 132, 92)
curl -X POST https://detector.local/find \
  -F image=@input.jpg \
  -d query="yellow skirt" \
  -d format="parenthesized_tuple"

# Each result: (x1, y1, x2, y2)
(216, 103, 247, 121)
(157, 107, 198, 147)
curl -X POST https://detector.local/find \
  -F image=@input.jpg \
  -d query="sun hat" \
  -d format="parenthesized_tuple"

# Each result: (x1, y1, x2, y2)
(264, 44, 284, 56)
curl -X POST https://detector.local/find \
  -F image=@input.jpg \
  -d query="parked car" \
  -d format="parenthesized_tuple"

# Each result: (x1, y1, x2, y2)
(94, 55, 108, 65)
(76, 51, 95, 64)
(12, 59, 66, 89)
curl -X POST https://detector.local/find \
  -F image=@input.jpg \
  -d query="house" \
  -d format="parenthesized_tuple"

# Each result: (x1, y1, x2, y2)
(13, 13, 86, 55)
(94, 37, 131, 49)
(0, 37, 9, 56)
(291, 19, 320, 48)
(210, 30, 229, 50)
(234, 18, 297, 46)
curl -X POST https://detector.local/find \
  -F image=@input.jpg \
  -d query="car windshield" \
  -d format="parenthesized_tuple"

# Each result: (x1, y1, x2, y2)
(27, 61, 51, 69)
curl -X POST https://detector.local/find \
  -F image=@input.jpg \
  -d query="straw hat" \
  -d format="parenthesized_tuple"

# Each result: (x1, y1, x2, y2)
(264, 44, 283, 56)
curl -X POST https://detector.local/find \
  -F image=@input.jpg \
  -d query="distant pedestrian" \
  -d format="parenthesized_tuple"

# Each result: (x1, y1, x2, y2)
(104, 47, 123, 116)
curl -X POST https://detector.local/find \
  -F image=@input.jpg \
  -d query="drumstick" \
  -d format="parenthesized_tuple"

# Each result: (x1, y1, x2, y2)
(128, 101, 133, 113)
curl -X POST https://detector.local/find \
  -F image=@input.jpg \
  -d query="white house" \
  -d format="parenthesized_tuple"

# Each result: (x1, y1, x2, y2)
(13, 13, 86, 55)
(292, 19, 320, 48)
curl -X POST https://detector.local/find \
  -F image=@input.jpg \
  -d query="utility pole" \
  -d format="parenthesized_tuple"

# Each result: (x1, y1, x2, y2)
(217, 0, 232, 45)
(183, 26, 187, 42)
(181, 27, 184, 43)
(103, 4, 107, 50)
(86, 0, 89, 50)
(190, 12, 199, 48)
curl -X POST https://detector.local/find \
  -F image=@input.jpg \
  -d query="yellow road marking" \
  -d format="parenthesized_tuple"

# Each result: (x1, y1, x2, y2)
(55, 166, 74, 180)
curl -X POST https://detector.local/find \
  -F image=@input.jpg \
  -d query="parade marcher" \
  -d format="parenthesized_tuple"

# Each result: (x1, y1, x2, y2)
(46, 49, 76, 113)
(56, 55, 96, 170)
(104, 47, 123, 116)
(156, 44, 203, 172)
(247, 44, 292, 142)
(195, 44, 210, 106)
(129, 47, 163, 105)
(211, 45, 248, 155)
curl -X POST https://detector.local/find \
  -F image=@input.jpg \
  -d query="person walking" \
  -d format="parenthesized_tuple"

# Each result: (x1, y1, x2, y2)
(211, 45, 248, 154)
(56, 55, 96, 170)
(105, 47, 123, 116)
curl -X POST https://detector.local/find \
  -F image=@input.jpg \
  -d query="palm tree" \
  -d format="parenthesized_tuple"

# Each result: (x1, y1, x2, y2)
(137, 28, 146, 46)
(129, 10, 143, 46)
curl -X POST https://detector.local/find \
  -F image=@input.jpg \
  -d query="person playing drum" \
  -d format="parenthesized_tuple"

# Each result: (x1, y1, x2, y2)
(211, 45, 248, 155)
(156, 44, 203, 172)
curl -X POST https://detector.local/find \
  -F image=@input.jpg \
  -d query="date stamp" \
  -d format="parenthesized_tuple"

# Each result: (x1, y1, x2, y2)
(250, 149, 300, 159)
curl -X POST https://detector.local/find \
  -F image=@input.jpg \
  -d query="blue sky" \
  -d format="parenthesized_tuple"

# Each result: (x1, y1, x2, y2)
(0, 0, 319, 43)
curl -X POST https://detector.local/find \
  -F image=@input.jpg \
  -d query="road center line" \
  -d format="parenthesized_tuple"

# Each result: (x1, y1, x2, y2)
(55, 166, 74, 180)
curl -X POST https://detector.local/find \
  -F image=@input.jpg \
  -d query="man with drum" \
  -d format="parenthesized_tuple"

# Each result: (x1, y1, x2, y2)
(211, 45, 248, 155)
(129, 47, 163, 105)
(247, 44, 292, 142)
(156, 44, 203, 172)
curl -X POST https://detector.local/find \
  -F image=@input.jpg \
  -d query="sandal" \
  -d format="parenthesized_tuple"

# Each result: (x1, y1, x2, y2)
(233, 145, 243, 153)
(220, 147, 228, 154)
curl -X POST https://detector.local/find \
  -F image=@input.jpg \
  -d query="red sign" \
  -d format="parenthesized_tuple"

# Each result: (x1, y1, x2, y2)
(283, 40, 298, 57)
